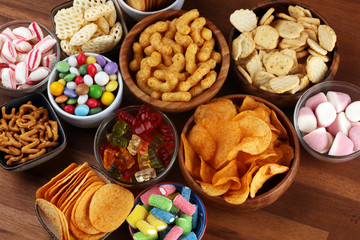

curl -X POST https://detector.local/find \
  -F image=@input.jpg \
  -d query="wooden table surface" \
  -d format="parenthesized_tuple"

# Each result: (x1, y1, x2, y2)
(0, 0, 359, 239)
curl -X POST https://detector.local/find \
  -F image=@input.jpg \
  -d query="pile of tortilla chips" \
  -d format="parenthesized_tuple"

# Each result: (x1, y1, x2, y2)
(181, 97, 294, 205)
(36, 162, 134, 239)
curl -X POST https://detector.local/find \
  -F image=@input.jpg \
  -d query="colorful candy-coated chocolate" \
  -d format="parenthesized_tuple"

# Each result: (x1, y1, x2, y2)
(66, 81, 76, 90)
(96, 55, 106, 67)
(64, 73, 77, 82)
(178, 232, 197, 240)
(104, 61, 118, 75)
(67, 98, 77, 105)
(105, 80, 118, 92)
(75, 75, 84, 84)
(164, 225, 183, 240)
(77, 94, 88, 105)
(77, 52, 86, 66)
(64, 104, 75, 114)
(141, 187, 162, 206)
(136, 220, 157, 237)
(89, 84, 102, 99)
(101, 91, 115, 106)
(86, 98, 97, 108)
(126, 204, 149, 229)
(79, 64, 88, 75)
(70, 66, 80, 76)
(181, 187, 191, 201)
(94, 71, 110, 86)
(75, 83, 90, 95)
(89, 106, 102, 115)
(148, 194, 173, 212)
(49, 81, 64, 96)
(175, 217, 191, 236)
(86, 55, 97, 64)
(87, 63, 97, 77)
(133, 232, 158, 240)
(93, 63, 102, 72)
(59, 71, 70, 79)
(55, 94, 68, 103)
(68, 55, 78, 67)
(159, 184, 177, 196)
(74, 104, 90, 116)
(58, 79, 66, 86)
(150, 208, 176, 224)
(83, 74, 93, 86)
(56, 61, 70, 73)
(173, 195, 196, 216)
(63, 88, 77, 98)
(109, 73, 117, 81)
(146, 213, 168, 231)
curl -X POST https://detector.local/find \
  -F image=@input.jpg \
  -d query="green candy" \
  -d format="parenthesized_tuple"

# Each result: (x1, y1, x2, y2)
(56, 61, 70, 73)
(66, 98, 77, 105)
(89, 106, 102, 115)
(79, 64, 88, 75)
(59, 72, 70, 79)
(64, 73, 77, 82)
(89, 85, 102, 99)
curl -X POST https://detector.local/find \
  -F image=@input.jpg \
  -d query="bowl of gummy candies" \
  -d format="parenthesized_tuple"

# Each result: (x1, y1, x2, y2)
(294, 81, 360, 163)
(127, 182, 207, 240)
(94, 104, 179, 188)
(47, 52, 123, 128)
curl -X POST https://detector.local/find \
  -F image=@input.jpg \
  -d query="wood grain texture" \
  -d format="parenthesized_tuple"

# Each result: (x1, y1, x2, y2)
(0, 0, 359, 239)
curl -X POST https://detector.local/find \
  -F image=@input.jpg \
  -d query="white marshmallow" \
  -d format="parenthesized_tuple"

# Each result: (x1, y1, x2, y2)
(324, 132, 334, 153)
(345, 101, 360, 122)
(305, 92, 327, 111)
(42, 53, 57, 69)
(297, 107, 317, 133)
(26, 48, 41, 71)
(15, 62, 28, 84)
(13, 39, 32, 53)
(1, 68, 16, 89)
(303, 127, 329, 153)
(315, 102, 337, 127)
(328, 132, 354, 156)
(34, 35, 56, 53)
(28, 22, 43, 44)
(1, 40, 17, 63)
(348, 126, 360, 152)
(12, 27, 35, 41)
(326, 112, 351, 136)
(28, 67, 50, 81)
(326, 91, 351, 113)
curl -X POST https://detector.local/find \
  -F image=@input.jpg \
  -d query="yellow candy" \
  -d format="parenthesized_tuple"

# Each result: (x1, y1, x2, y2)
(146, 214, 168, 231)
(101, 92, 115, 106)
(126, 205, 149, 229)
(105, 80, 118, 92)
(50, 81, 64, 96)
(109, 73, 117, 81)
(136, 220, 157, 236)
(58, 79, 66, 86)
(86, 56, 97, 64)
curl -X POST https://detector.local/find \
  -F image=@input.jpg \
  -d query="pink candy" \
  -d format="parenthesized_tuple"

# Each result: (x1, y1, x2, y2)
(305, 92, 327, 111)
(28, 22, 43, 44)
(34, 35, 56, 53)
(303, 128, 329, 153)
(173, 195, 196, 216)
(26, 48, 41, 71)
(349, 126, 360, 151)
(297, 107, 317, 133)
(164, 226, 183, 240)
(159, 184, 177, 196)
(140, 187, 162, 206)
(326, 91, 351, 113)
(328, 132, 354, 156)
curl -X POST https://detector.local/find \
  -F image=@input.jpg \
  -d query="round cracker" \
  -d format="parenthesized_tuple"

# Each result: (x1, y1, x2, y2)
(306, 56, 328, 83)
(264, 52, 294, 76)
(230, 9, 258, 32)
(89, 184, 134, 232)
(308, 48, 330, 62)
(259, 7, 275, 25)
(254, 25, 279, 49)
(275, 13, 296, 22)
(272, 20, 304, 39)
(307, 38, 327, 55)
(270, 75, 300, 93)
(239, 32, 255, 58)
(318, 24, 337, 52)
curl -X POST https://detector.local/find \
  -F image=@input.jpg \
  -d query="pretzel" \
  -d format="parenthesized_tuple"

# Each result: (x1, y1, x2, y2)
(3, 132, 22, 148)
(21, 138, 40, 154)
(18, 102, 37, 117)
(8, 117, 20, 132)
(1, 106, 16, 119)
(37, 141, 58, 149)
(44, 122, 53, 140)
(49, 120, 58, 141)
(5, 154, 24, 165)
(0, 119, 8, 131)
(26, 148, 46, 161)
(16, 115, 36, 128)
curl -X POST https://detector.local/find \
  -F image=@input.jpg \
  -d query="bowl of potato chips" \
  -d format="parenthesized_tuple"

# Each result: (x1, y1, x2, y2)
(178, 95, 300, 211)
(228, 2, 340, 108)
(119, 9, 230, 112)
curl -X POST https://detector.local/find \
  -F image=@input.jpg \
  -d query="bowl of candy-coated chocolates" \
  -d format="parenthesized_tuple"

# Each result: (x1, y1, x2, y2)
(94, 105, 179, 188)
(128, 182, 207, 239)
(47, 52, 123, 128)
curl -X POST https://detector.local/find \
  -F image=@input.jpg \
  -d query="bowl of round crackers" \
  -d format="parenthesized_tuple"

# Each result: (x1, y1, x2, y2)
(228, 2, 340, 108)
(119, 9, 230, 112)
(178, 95, 300, 211)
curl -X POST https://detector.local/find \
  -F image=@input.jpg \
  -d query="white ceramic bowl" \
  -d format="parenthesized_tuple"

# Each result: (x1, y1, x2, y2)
(118, 0, 184, 21)
(47, 53, 123, 128)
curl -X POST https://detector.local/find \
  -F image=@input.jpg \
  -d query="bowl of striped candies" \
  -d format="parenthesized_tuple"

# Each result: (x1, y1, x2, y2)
(47, 52, 123, 128)
(127, 182, 207, 240)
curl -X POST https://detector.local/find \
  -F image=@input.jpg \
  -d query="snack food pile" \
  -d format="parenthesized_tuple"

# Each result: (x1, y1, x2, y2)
(297, 91, 360, 155)
(99, 104, 175, 183)
(126, 0, 172, 12)
(230, 5, 337, 94)
(54, 0, 123, 55)
(182, 97, 294, 204)
(0, 101, 58, 165)
(49, 53, 119, 116)
(129, 9, 222, 102)
(0, 22, 57, 89)
(36, 162, 134, 240)
(127, 184, 200, 240)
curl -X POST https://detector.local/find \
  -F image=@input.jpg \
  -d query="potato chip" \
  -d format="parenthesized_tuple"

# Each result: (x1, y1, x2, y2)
(200, 156, 216, 183)
(188, 124, 216, 162)
(238, 32, 255, 58)
(231, 35, 242, 61)
(181, 133, 200, 175)
(307, 38, 327, 56)
(194, 98, 237, 123)
(81, 35, 115, 53)
(230, 9, 257, 32)
(212, 160, 240, 187)
(253, 71, 275, 88)
(308, 49, 330, 62)
(69, 217, 107, 240)
(237, 65, 252, 84)
(239, 96, 271, 114)
(270, 110, 288, 140)
(249, 163, 289, 198)
(197, 181, 231, 197)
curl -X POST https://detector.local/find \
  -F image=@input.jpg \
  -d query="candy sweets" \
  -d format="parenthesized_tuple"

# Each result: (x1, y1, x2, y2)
(49, 53, 119, 116)
(99, 104, 176, 183)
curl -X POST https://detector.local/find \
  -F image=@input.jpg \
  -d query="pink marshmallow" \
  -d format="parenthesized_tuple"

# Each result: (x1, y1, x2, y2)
(28, 67, 50, 81)
(305, 92, 327, 111)
(140, 187, 162, 206)
(1, 68, 16, 89)
(326, 91, 351, 113)
(345, 101, 360, 122)
(34, 35, 56, 53)
(351, 122, 360, 127)
(26, 48, 41, 71)
(42, 53, 57, 69)
(15, 62, 28, 84)
(297, 107, 317, 133)
(1, 40, 17, 63)
(328, 132, 354, 156)
(326, 112, 351, 136)
(28, 22, 43, 44)
(12, 27, 35, 41)
(0, 28, 17, 42)
(159, 184, 177, 196)
(348, 126, 360, 152)
(13, 39, 32, 53)
(324, 132, 334, 153)
(303, 127, 329, 153)
(315, 102, 337, 127)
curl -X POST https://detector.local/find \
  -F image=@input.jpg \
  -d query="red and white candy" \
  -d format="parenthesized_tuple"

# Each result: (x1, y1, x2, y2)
(1, 68, 16, 89)
(0, 28, 17, 42)
(13, 39, 32, 52)
(1, 40, 17, 63)
(26, 48, 42, 71)
(12, 26, 35, 41)
(34, 35, 56, 53)
(42, 53, 57, 69)
(28, 22, 43, 44)
(15, 62, 28, 84)
(28, 67, 50, 81)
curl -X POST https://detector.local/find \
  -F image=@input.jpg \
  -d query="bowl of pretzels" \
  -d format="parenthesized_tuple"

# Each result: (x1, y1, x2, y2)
(119, 9, 230, 112)
(0, 93, 66, 171)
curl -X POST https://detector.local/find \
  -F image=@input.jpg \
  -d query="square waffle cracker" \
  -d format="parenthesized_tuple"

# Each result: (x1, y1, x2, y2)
(61, 40, 83, 56)
(54, 7, 84, 40)
(81, 35, 114, 53)
(70, 23, 98, 46)
(73, 0, 107, 12)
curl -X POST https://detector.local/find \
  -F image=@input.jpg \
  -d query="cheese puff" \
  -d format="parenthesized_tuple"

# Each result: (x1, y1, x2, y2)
(197, 38, 215, 62)
(144, 45, 156, 56)
(197, 58, 217, 69)
(164, 18, 178, 39)
(179, 58, 216, 91)
(161, 53, 173, 67)
(151, 91, 162, 100)
(147, 71, 178, 92)
(190, 17, 206, 47)
(175, 32, 193, 47)
(162, 92, 191, 102)
(139, 21, 169, 47)
(154, 69, 187, 82)
(162, 37, 183, 54)
(176, 9, 200, 35)
(185, 43, 198, 74)
(189, 82, 205, 98)
(201, 70, 217, 89)
(136, 70, 154, 96)
(211, 50, 222, 64)
(136, 52, 162, 95)
(129, 42, 143, 72)
(150, 32, 172, 55)
(201, 27, 213, 41)
(167, 53, 186, 72)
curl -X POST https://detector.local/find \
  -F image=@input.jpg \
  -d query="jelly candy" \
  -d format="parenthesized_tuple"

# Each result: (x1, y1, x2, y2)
(109, 164, 122, 179)
(135, 168, 157, 182)
(137, 140, 151, 170)
(103, 148, 117, 170)
(127, 134, 141, 156)
(112, 120, 128, 138)
(115, 148, 135, 170)
(157, 147, 171, 167)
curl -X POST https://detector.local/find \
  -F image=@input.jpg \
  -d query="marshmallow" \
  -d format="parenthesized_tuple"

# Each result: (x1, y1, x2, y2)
(1, 68, 16, 89)
(305, 92, 327, 111)
(326, 112, 352, 136)
(28, 22, 43, 44)
(42, 53, 57, 69)
(28, 67, 50, 81)
(13, 39, 32, 53)
(324, 132, 334, 153)
(303, 127, 329, 153)
(345, 101, 360, 122)
(15, 62, 28, 84)
(348, 126, 360, 152)
(0, 28, 17, 42)
(1, 40, 17, 63)
(351, 122, 360, 127)
(315, 101, 337, 127)
(326, 91, 351, 113)
(297, 107, 317, 133)
(12, 27, 35, 41)
(34, 35, 56, 53)
(328, 132, 354, 156)
(26, 48, 41, 71)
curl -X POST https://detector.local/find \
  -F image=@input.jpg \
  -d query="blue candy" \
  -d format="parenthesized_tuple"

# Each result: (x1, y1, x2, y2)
(181, 187, 191, 201)
(74, 104, 90, 116)
(63, 88, 77, 98)
(159, 226, 171, 240)
(178, 232, 197, 240)
(191, 204, 198, 230)
(150, 207, 176, 224)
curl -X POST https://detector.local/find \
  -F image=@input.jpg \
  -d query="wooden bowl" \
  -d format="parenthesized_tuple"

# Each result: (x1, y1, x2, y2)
(228, 2, 340, 108)
(178, 94, 300, 212)
(119, 10, 230, 112)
